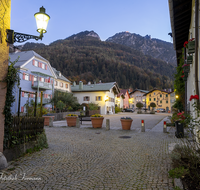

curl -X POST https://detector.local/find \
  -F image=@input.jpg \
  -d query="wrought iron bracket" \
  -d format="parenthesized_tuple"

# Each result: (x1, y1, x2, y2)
(6, 29, 43, 44)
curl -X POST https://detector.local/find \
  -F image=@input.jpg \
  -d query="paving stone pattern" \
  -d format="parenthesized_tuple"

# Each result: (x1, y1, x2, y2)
(0, 114, 180, 190)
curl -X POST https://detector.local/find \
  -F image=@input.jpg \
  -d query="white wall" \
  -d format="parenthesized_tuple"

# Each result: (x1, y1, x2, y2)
(73, 90, 116, 115)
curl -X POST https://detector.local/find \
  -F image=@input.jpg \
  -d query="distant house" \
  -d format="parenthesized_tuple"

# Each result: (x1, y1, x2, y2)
(143, 89, 172, 112)
(9, 50, 56, 115)
(71, 81, 120, 115)
(129, 89, 149, 108)
(115, 93, 125, 109)
(120, 89, 130, 109)
(52, 67, 71, 93)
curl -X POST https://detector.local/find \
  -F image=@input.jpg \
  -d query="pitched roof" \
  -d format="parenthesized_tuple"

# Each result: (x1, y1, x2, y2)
(9, 50, 49, 67)
(120, 89, 130, 98)
(52, 67, 71, 83)
(143, 88, 170, 96)
(71, 82, 120, 94)
(129, 89, 149, 95)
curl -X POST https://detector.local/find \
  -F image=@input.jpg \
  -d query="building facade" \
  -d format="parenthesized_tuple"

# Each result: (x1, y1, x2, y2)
(71, 81, 120, 115)
(9, 51, 56, 115)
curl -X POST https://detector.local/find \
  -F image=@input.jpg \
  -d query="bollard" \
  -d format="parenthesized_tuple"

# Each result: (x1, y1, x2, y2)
(141, 120, 145, 132)
(49, 117, 54, 127)
(76, 117, 80, 128)
(163, 121, 167, 133)
(106, 119, 110, 130)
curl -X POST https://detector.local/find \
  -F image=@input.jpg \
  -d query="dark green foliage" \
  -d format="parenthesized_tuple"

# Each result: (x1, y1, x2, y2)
(22, 38, 175, 90)
(51, 90, 80, 110)
(1, 58, 20, 149)
(150, 102, 156, 108)
(136, 102, 143, 109)
(173, 50, 185, 111)
(88, 102, 99, 111)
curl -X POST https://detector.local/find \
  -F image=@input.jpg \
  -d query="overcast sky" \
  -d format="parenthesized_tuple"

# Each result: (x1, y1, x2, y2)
(11, 0, 172, 45)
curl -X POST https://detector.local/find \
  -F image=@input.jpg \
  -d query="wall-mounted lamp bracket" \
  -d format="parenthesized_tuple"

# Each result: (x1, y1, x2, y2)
(6, 29, 44, 44)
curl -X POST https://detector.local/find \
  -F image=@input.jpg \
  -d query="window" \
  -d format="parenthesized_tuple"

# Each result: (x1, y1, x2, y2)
(40, 77, 44, 82)
(60, 82, 63, 87)
(42, 63, 45, 69)
(83, 96, 90, 101)
(25, 74, 29, 81)
(24, 93, 28, 98)
(34, 76, 37, 81)
(166, 100, 168, 104)
(95, 96, 102, 101)
(149, 98, 151, 101)
(149, 94, 151, 97)
(35, 61, 38, 67)
(160, 101, 162, 103)
(55, 81, 58, 86)
(160, 94, 162, 97)
(154, 93, 155, 95)
(65, 84, 68, 88)
(154, 98, 156, 101)
(166, 94, 168, 97)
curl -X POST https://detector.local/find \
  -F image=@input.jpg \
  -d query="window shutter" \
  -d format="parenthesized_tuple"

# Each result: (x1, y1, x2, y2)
(101, 96, 102, 101)
(39, 77, 41, 81)
(95, 96, 97, 101)
(23, 73, 25, 80)
(22, 92, 24, 97)
(32, 60, 35, 66)
(39, 93, 41, 97)
(45, 65, 47, 70)
(29, 74, 32, 81)
(51, 80, 53, 84)
(50, 95, 52, 99)
(21, 107, 24, 112)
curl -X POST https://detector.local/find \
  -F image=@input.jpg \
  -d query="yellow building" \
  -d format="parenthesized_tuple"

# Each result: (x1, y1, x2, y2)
(144, 89, 172, 112)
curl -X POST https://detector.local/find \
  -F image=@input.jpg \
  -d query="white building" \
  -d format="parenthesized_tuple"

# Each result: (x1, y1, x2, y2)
(71, 81, 120, 115)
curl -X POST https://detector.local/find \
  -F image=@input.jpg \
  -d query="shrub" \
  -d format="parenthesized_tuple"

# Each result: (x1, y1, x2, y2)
(115, 107, 121, 113)
(88, 102, 99, 110)
(136, 102, 143, 109)
(67, 114, 78, 117)
(91, 114, 103, 117)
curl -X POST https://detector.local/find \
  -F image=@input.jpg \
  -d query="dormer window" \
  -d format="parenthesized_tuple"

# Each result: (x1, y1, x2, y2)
(59, 72, 61, 77)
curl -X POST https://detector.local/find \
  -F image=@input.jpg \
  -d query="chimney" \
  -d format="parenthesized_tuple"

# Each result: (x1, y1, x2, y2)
(79, 81, 83, 90)
(73, 81, 76, 86)
(88, 81, 91, 85)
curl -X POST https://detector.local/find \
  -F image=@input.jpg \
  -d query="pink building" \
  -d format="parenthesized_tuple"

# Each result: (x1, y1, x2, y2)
(120, 89, 130, 109)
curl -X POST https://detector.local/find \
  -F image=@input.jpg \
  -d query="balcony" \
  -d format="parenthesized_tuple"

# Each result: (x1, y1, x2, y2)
(32, 81, 52, 90)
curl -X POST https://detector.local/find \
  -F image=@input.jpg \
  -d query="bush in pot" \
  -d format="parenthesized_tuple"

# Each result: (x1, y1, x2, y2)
(90, 114, 104, 128)
(120, 117, 133, 130)
(66, 114, 78, 127)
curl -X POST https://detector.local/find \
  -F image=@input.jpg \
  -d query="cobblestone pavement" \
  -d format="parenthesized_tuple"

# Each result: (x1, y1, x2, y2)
(0, 114, 180, 190)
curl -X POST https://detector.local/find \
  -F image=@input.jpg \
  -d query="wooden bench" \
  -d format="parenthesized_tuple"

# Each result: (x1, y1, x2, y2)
(79, 116, 91, 124)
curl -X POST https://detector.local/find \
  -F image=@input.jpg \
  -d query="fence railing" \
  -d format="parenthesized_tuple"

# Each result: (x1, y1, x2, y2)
(5, 117, 44, 149)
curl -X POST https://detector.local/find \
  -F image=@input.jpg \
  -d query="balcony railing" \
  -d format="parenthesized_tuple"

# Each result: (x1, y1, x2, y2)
(32, 81, 52, 90)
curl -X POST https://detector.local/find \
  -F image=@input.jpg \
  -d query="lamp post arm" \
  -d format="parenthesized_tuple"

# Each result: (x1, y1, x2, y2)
(6, 29, 43, 44)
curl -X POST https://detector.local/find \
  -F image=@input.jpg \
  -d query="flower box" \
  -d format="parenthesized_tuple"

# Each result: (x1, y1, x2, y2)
(188, 41, 195, 54)
(66, 114, 78, 127)
(187, 55, 193, 64)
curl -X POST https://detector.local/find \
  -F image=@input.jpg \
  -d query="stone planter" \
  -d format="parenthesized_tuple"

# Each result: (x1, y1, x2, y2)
(90, 117, 104, 128)
(120, 119, 133, 130)
(42, 116, 55, 126)
(66, 116, 77, 127)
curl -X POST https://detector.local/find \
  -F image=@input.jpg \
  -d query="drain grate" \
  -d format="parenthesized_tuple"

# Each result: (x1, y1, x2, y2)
(119, 136, 131, 139)
(95, 132, 101, 134)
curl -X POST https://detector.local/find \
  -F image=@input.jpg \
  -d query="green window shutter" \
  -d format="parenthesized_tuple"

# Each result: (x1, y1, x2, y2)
(160, 94, 162, 97)
(149, 98, 151, 101)
(166, 101, 168, 104)
(160, 101, 162, 103)
(166, 94, 168, 97)
(154, 98, 156, 101)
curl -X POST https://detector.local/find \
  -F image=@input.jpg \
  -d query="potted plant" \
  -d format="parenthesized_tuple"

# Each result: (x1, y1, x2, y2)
(187, 55, 193, 64)
(42, 113, 55, 126)
(150, 102, 156, 114)
(184, 38, 195, 54)
(136, 102, 143, 114)
(66, 114, 78, 127)
(90, 114, 104, 128)
(120, 117, 133, 130)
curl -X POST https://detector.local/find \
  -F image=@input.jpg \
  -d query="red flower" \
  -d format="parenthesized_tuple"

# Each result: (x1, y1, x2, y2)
(189, 38, 195, 41)
(189, 95, 199, 101)
(181, 75, 184, 78)
(182, 71, 184, 73)
(184, 41, 188, 47)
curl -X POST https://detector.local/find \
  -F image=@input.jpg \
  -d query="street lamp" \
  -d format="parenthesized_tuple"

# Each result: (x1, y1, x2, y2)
(176, 95, 179, 99)
(6, 6, 50, 44)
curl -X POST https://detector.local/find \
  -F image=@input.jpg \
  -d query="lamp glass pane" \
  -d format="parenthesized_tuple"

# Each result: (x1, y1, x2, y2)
(35, 13, 50, 33)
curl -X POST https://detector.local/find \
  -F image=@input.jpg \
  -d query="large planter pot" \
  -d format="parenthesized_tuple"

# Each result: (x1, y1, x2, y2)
(91, 117, 104, 128)
(120, 119, 133, 130)
(42, 116, 55, 126)
(187, 55, 193, 64)
(66, 116, 77, 127)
